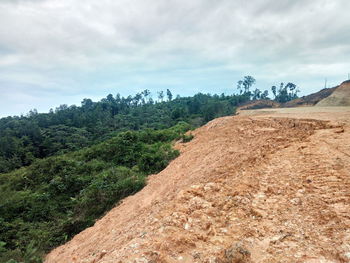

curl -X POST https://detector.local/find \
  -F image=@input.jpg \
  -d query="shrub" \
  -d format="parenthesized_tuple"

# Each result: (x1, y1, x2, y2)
(181, 133, 194, 143)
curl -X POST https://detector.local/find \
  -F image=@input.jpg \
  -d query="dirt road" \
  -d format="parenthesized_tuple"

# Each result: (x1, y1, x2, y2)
(45, 107, 350, 263)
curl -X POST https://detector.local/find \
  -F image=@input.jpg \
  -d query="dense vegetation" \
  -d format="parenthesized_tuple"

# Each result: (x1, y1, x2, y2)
(0, 123, 191, 262)
(0, 91, 249, 174)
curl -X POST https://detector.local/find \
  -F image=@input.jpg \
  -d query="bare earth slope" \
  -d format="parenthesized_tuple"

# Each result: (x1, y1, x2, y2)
(283, 87, 337, 107)
(316, 80, 350, 107)
(46, 107, 350, 263)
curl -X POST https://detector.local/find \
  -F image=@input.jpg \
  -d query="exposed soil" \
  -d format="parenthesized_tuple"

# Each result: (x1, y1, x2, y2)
(239, 82, 341, 110)
(45, 107, 350, 263)
(237, 100, 280, 111)
(316, 81, 350, 107)
(284, 87, 337, 107)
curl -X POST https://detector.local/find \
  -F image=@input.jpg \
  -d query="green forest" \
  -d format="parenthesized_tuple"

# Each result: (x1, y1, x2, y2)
(0, 77, 299, 262)
(0, 91, 249, 174)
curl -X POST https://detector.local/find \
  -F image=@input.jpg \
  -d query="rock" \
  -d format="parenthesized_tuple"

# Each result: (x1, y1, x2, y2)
(220, 243, 251, 263)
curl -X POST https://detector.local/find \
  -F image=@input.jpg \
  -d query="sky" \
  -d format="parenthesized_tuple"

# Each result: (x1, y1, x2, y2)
(0, 0, 350, 117)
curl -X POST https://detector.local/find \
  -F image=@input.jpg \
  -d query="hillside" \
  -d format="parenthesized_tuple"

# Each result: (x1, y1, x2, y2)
(316, 80, 350, 106)
(237, 100, 281, 111)
(45, 107, 350, 263)
(239, 83, 341, 111)
(0, 92, 247, 174)
(0, 124, 191, 262)
(283, 86, 337, 107)
(235, 86, 337, 111)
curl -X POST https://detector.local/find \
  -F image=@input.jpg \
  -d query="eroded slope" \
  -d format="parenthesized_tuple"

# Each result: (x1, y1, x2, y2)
(316, 80, 350, 107)
(45, 110, 350, 263)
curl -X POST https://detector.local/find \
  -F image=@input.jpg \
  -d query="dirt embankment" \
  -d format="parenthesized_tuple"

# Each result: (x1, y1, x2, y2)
(316, 80, 350, 107)
(237, 100, 280, 111)
(284, 86, 337, 107)
(45, 108, 350, 263)
(238, 83, 340, 111)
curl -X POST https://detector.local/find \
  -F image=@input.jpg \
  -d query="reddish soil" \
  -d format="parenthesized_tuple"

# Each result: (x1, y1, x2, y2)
(45, 107, 350, 263)
(237, 100, 280, 111)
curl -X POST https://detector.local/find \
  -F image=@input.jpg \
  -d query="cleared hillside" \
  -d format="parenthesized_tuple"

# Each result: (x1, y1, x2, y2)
(284, 87, 336, 107)
(236, 85, 338, 111)
(316, 80, 350, 107)
(46, 107, 350, 263)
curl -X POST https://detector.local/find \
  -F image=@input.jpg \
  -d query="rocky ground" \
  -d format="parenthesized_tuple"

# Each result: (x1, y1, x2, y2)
(45, 107, 350, 263)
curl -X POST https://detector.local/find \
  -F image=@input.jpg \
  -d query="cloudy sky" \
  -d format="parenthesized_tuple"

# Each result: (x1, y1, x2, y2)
(0, 0, 349, 117)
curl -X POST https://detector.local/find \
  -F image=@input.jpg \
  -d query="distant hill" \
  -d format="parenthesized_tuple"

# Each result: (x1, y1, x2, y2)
(283, 86, 337, 107)
(238, 80, 350, 110)
(316, 80, 350, 106)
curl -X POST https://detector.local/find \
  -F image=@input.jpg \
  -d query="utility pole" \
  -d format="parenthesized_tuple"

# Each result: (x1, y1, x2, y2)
(324, 78, 327, 89)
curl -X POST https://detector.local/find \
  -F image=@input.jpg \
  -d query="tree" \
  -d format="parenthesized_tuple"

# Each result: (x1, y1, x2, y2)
(285, 83, 298, 99)
(82, 99, 94, 109)
(274, 82, 299, 103)
(157, 91, 164, 102)
(237, 80, 243, 95)
(133, 93, 142, 106)
(252, 88, 261, 100)
(141, 89, 151, 104)
(275, 83, 288, 103)
(55, 104, 68, 112)
(242, 76, 256, 94)
(260, 90, 269, 100)
(27, 109, 38, 117)
(271, 86, 277, 99)
(106, 94, 115, 103)
(166, 89, 173, 101)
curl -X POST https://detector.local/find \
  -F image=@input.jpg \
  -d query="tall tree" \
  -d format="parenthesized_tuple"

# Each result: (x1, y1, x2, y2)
(252, 88, 261, 100)
(243, 76, 256, 94)
(166, 89, 173, 101)
(157, 91, 164, 102)
(260, 90, 269, 100)
(271, 86, 277, 99)
(142, 89, 151, 103)
(237, 80, 243, 95)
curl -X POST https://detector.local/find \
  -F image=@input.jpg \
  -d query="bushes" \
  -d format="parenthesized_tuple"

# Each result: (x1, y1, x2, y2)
(0, 124, 190, 262)
(138, 143, 180, 174)
(181, 133, 194, 143)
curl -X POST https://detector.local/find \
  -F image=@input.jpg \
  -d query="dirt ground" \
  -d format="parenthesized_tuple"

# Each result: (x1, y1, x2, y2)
(45, 107, 350, 263)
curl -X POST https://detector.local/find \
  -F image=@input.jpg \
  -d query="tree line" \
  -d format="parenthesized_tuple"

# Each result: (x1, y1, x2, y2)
(0, 91, 250, 174)
(236, 76, 300, 102)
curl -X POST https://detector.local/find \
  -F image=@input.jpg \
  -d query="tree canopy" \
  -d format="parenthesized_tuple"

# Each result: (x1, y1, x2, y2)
(0, 91, 249, 174)
(236, 75, 300, 103)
